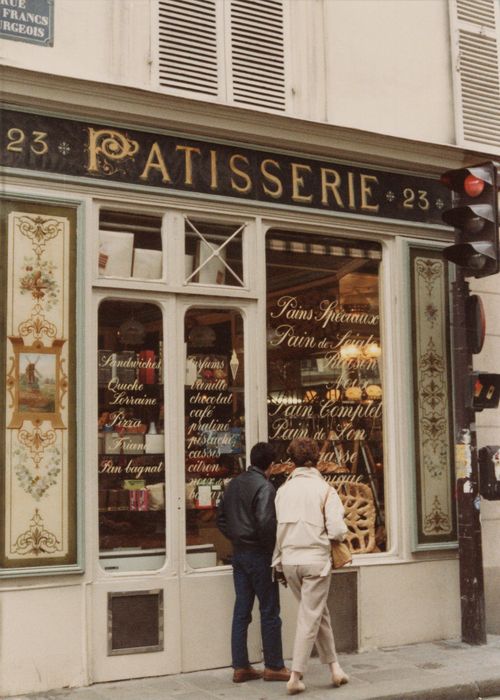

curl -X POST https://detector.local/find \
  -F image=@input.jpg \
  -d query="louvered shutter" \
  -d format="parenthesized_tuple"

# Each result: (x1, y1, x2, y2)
(158, 0, 222, 97)
(450, 0, 500, 150)
(229, 0, 287, 111)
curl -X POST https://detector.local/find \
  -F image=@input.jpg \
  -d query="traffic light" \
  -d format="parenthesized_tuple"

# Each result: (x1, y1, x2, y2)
(470, 372, 500, 411)
(440, 162, 499, 278)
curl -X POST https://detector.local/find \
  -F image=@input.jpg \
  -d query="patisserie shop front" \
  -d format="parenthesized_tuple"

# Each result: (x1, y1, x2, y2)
(1, 106, 461, 688)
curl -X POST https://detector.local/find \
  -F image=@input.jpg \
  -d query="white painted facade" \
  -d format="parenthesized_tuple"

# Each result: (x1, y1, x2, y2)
(1, 0, 499, 696)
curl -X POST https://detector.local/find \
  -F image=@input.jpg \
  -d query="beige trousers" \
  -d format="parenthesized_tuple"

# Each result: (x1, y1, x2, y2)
(282, 564, 337, 673)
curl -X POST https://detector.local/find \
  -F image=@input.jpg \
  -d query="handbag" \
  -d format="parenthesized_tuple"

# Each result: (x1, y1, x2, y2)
(330, 539, 352, 569)
(322, 487, 352, 569)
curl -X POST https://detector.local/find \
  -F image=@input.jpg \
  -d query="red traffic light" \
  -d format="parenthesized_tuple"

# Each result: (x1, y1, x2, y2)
(440, 164, 495, 196)
(440, 161, 499, 278)
(463, 175, 485, 197)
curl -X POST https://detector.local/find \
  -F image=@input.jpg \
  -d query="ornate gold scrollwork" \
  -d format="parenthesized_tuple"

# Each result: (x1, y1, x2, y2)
(14, 215, 63, 259)
(18, 312, 57, 341)
(18, 425, 57, 464)
(12, 509, 60, 556)
(87, 127, 139, 175)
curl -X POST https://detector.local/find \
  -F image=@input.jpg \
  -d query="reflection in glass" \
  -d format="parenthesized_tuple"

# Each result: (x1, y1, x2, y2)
(98, 210, 163, 280)
(265, 232, 385, 554)
(184, 308, 245, 568)
(184, 218, 244, 287)
(97, 300, 166, 571)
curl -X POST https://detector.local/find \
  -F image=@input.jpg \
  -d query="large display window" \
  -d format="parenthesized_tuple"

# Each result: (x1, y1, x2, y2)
(97, 300, 166, 571)
(266, 231, 385, 554)
(184, 307, 245, 568)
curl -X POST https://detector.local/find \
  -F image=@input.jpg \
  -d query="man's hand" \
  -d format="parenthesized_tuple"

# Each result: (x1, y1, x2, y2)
(274, 570, 287, 587)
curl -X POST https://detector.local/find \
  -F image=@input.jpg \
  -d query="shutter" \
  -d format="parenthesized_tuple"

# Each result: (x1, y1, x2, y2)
(450, 0, 500, 150)
(158, 0, 221, 97)
(229, 0, 287, 111)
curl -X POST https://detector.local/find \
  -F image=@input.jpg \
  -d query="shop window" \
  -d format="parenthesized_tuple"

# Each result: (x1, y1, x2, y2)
(97, 300, 166, 571)
(98, 210, 163, 280)
(184, 217, 244, 287)
(184, 308, 245, 568)
(266, 231, 385, 554)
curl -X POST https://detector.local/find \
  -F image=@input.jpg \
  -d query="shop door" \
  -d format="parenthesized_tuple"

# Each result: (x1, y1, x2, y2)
(178, 300, 264, 671)
(91, 296, 182, 682)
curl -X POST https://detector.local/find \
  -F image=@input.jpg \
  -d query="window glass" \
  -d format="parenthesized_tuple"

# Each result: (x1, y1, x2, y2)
(98, 300, 166, 571)
(184, 308, 245, 568)
(266, 231, 385, 554)
(98, 210, 163, 280)
(184, 218, 244, 287)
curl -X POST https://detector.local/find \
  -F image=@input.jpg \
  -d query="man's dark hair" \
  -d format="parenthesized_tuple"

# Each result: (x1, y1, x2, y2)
(250, 442, 276, 471)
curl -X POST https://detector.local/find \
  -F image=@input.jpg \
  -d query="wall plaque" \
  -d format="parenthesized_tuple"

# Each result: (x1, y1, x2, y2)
(0, 0, 54, 46)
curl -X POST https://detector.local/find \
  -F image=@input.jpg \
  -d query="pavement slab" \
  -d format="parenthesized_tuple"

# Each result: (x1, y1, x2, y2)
(4, 635, 500, 700)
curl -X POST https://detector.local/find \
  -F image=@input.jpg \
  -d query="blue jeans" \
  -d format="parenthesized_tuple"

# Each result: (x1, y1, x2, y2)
(231, 549, 284, 670)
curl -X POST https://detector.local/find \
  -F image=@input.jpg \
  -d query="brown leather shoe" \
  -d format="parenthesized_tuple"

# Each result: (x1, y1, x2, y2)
(233, 666, 264, 683)
(263, 666, 291, 681)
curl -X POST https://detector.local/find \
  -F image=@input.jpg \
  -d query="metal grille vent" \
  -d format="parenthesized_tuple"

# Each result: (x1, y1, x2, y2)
(230, 0, 286, 111)
(108, 590, 164, 655)
(458, 28, 500, 146)
(457, 0, 496, 29)
(158, 0, 220, 97)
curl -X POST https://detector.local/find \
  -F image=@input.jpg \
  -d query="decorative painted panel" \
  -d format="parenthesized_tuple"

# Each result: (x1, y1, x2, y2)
(410, 248, 457, 547)
(1, 200, 77, 569)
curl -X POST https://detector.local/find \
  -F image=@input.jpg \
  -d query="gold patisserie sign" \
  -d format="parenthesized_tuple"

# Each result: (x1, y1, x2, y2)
(1, 109, 450, 224)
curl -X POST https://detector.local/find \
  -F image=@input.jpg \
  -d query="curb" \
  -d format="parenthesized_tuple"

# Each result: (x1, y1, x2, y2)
(369, 678, 500, 700)
(478, 678, 500, 697)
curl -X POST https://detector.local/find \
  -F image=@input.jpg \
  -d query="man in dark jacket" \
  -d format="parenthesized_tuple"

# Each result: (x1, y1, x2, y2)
(216, 442, 290, 684)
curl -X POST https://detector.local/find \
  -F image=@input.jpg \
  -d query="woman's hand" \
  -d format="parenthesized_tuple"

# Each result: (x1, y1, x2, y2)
(274, 570, 288, 587)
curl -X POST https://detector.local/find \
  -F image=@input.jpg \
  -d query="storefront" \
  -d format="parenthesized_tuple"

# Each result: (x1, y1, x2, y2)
(1, 101, 463, 693)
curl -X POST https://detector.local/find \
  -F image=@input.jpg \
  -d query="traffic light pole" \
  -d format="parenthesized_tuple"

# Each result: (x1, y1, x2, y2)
(452, 269, 486, 645)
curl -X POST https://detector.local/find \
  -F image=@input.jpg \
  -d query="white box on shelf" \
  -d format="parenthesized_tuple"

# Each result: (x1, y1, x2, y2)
(98, 231, 134, 278)
(132, 248, 163, 279)
(145, 433, 164, 454)
(103, 432, 122, 454)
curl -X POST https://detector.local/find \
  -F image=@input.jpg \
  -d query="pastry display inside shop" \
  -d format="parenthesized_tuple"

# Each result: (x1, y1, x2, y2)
(365, 384, 382, 400)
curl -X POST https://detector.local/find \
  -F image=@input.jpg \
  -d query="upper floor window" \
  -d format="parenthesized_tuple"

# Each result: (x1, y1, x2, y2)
(157, 0, 287, 112)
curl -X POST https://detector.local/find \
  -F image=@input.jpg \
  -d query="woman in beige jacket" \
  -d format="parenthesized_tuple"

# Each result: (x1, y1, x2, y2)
(272, 437, 349, 695)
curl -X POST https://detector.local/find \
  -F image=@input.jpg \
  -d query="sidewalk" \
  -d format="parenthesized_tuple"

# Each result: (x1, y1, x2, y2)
(5, 636, 500, 700)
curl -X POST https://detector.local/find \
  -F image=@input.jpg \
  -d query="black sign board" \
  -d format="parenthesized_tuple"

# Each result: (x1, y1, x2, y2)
(1, 108, 451, 224)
